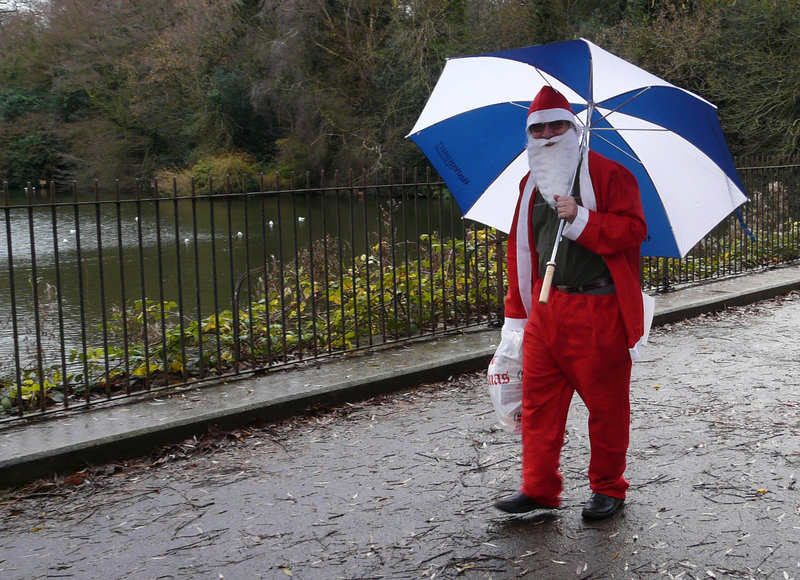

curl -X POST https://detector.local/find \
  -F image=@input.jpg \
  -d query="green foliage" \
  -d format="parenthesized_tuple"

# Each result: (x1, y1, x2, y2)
(0, 0, 797, 181)
(0, 112, 66, 186)
(0, 368, 65, 412)
(0, 89, 43, 120)
(3, 133, 55, 179)
(154, 152, 265, 195)
(597, 0, 800, 158)
(708, 1, 800, 157)
(0, 0, 274, 184)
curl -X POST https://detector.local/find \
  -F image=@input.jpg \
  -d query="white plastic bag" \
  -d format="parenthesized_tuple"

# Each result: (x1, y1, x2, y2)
(487, 325, 524, 433)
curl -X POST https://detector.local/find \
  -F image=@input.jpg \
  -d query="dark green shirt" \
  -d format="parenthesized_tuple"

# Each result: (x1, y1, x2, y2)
(532, 190, 610, 287)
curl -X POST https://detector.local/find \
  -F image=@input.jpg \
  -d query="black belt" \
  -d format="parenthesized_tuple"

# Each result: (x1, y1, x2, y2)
(555, 277, 615, 295)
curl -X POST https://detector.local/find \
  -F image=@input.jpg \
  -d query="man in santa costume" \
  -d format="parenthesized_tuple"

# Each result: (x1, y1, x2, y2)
(493, 85, 647, 520)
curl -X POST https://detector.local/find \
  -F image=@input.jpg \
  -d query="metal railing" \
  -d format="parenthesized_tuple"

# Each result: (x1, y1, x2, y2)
(0, 169, 503, 422)
(1, 156, 798, 423)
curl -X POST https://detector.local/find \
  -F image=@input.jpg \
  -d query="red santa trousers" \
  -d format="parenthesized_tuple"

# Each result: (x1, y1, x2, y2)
(520, 282, 631, 507)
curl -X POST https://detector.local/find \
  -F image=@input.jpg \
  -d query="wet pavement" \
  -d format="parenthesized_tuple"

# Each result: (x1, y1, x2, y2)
(0, 270, 798, 577)
(3, 264, 800, 490)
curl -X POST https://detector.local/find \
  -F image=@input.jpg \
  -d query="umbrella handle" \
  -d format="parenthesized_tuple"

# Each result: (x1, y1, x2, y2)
(539, 263, 556, 304)
(539, 216, 566, 305)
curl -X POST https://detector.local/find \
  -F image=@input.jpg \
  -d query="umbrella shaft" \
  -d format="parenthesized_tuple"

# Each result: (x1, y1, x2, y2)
(547, 218, 566, 264)
(539, 218, 565, 305)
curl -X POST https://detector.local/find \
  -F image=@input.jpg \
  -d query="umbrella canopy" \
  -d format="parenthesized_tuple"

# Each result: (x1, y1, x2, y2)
(407, 38, 748, 258)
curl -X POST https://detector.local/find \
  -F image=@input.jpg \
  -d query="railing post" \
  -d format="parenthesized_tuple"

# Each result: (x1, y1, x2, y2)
(495, 232, 505, 325)
(3, 181, 24, 417)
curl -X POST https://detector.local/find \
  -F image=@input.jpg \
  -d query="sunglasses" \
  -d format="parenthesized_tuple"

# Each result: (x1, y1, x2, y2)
(528, 120, 570, 134)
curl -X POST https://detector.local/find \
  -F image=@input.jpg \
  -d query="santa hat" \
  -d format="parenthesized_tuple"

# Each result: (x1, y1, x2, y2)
(526, 86, 575, 129)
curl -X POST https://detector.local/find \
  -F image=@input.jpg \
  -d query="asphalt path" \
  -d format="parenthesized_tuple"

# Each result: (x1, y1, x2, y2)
(1, 292, 799, 579)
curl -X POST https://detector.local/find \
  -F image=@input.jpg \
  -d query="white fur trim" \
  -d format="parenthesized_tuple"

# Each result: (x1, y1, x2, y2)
(515, 177, 536, 317)
(560, 148, 594, 240)
(562, 205, 589, 240)
(579, 148, 595, 210)
(503, 317, 527, 331)
(527, 108, 576, 128)
(629, 291, 655, 362)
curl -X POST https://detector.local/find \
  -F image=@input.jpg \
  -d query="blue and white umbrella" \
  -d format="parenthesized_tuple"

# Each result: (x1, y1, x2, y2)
(407, 38, 748, 258)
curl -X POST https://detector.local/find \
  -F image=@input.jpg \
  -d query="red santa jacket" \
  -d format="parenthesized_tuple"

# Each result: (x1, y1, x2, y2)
(504, 149, 647, 350)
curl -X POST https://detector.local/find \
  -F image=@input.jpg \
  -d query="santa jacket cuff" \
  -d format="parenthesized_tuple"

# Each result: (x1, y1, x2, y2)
(502, 317, 527, 331)
(562, 205, 589, 240)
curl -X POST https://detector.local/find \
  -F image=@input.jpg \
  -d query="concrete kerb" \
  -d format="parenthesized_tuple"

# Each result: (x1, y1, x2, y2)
(651, 267, 800, 325)
(0, 363, 483, 487)
(2, 264, 800, 489)
(0, 331, 498, 488)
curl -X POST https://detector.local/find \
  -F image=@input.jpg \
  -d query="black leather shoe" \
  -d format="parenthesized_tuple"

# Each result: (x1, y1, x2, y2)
(493, 492, 551, 514)
(581, 493, 624, 520)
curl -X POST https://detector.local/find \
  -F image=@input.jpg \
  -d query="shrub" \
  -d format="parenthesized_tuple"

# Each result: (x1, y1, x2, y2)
(154, 152, 264, 195)
(0, 113, 66, 186)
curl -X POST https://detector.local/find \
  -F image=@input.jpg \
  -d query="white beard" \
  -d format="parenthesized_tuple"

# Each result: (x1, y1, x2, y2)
(527, 127, 580, 208)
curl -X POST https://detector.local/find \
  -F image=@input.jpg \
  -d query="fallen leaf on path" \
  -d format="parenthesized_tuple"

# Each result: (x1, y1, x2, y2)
(64, 474, 85, 486)
(457, 564, 475, 572)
